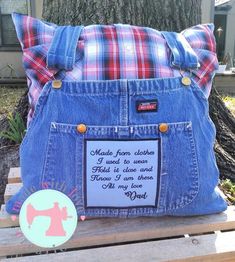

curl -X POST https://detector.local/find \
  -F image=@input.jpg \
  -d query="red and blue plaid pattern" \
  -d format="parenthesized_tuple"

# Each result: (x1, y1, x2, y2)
(12, 13, 218, 124)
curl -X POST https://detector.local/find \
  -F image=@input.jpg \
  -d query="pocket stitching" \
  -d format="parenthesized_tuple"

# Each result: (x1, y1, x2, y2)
(166, 122, 200, 211)
(20, 83, 51, 151)
(40, 125, 56, 188)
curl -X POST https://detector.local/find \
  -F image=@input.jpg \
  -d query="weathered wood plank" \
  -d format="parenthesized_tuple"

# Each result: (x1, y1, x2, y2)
(0, 205, 19, 228)
(4, 183, 22, 203)
(0, 206, 235, 257)
(8, 168, 21, 184)
(2, 231, 235, 262)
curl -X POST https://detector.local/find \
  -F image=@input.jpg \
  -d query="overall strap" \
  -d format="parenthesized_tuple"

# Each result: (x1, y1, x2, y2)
(47, 25, 84, 71)
(161, 31, 199, 70)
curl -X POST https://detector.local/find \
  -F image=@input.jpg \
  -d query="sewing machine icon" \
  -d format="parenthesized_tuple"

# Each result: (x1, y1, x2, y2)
(26, 202, 73, 236)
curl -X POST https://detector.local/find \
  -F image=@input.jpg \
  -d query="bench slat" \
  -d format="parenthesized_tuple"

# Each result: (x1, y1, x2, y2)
(0, 205, 19, 228)
(8, 168, 21, 184)
(4, 183, 22, 203)
(2, 231, 235, 262)
(0, 206, 235, 257)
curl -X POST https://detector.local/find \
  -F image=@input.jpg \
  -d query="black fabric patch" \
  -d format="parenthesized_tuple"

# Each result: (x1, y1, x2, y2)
(136, 100, 158, 113)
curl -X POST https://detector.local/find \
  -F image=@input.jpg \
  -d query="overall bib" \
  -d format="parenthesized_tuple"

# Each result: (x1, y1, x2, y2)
(6, 26, 227, 217)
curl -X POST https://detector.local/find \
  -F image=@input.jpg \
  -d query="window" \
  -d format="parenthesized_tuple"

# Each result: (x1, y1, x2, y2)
(0, 0, 28, 49)
(214, 14, 227, 62)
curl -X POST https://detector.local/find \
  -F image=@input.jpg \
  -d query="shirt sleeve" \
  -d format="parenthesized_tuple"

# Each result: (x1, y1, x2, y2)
(12, 13, 58, 124)
(182, 24, 219, 98)
(12, 13, 59, 81)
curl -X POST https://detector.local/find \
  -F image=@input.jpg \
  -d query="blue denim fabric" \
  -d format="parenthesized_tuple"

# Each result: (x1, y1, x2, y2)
(5, 77, 227, 217)
(47, 25, 84, 70)
(5, 26, 227, 217)
(161, 31, 199, 69)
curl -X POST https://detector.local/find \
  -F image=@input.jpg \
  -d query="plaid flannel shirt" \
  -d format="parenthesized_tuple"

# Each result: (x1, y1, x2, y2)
(12, 13, 218, 125)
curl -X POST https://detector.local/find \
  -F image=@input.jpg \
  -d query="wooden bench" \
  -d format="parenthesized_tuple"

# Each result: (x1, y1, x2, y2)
(1, 167, 235, 261)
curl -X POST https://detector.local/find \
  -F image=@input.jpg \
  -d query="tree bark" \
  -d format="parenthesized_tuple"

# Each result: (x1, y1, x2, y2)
(209, 87, 235, 180)
(42, 0, 201, 31)
(2, 0, 235, 181)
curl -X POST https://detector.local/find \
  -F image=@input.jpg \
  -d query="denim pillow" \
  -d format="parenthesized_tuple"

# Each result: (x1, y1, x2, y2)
(6, 13, 227, 218)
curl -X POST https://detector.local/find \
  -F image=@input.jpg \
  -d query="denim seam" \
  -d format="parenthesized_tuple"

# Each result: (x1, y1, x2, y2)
(57, 92, 121, 96)
(76, 135, 85, 213)
(81, 134, 86, 214)
(40, 125, 56, 188)
(119, 80, 128, 126)
(130, 88, 182, 95)
(157, 137, 166, 210)
(190, 79, 208, 101)
(49, 121, 191, 133)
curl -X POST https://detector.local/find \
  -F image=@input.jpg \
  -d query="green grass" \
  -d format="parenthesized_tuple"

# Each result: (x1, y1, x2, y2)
(0, 86, 26, 119)
(222, 95, 235, 116)
(220, 179, 235, 204)
(0, 112, 26, 144)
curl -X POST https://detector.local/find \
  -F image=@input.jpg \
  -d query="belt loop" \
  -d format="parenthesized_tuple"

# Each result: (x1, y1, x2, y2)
(47, 25, 84, 71)
(161, 31, 199, 70)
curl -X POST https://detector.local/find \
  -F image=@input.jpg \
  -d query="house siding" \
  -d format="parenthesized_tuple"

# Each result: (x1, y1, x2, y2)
(224, 0, 235, 63)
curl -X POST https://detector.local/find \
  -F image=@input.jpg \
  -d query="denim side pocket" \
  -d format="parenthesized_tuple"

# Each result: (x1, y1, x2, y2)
(20, 82, 51, 154)
(40, 122, 78, 197)
(161, 121, 200, 211)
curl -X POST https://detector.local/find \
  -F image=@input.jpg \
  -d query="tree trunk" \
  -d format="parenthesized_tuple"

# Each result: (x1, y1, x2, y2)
(3, 0, 235, 181)
(209, 87, 235, 180)
(42, 0, 201, 31)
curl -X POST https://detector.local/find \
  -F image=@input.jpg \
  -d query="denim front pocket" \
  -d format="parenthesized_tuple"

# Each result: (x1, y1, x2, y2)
(160, 121, 200, 211)
(40, 120, 199, 217)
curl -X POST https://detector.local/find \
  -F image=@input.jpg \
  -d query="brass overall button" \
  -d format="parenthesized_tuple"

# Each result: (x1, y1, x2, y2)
(159, 123, 169, 133)
(52, 80, 62, 89)
(181, 76, 191, 86)
(77, 124, 87, 133)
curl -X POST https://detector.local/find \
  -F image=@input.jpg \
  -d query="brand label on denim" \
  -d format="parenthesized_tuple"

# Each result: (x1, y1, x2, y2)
(136, 100, 158, 113)
(84, 139, 160, 207)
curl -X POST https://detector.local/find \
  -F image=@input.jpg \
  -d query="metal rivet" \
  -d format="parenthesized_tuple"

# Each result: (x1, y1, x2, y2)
(52, 80, 62, 89)
(76, 124, 87, 134)
(159, 123, 169, 133)
(181, 77, 191, 86)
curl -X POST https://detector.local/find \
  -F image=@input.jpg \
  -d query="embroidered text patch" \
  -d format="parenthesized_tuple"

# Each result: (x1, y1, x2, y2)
(84, 139, 160, 208)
